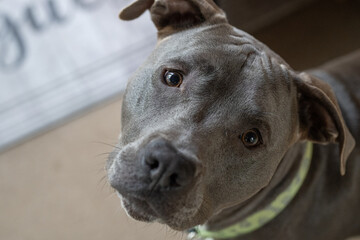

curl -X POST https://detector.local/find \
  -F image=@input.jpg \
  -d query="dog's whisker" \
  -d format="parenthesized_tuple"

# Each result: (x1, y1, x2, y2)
(92, 141, 121, 150)
(97, 167, 106, 175)
(95, 152, 112, 157)
(97, 174, 111, 192)
(104, 190, 117, 201)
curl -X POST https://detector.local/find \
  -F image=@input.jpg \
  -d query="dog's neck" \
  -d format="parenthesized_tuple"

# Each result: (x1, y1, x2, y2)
(203, 141, 309, 233)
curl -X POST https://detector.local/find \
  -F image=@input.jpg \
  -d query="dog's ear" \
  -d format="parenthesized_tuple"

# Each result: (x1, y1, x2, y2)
(119, 0, 227, 38)
(119, 0, 154, 20)
(295, 72, 355, 175)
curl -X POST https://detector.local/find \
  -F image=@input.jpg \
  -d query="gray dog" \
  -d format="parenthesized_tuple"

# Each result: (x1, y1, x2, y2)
(106, 0, 360, 239)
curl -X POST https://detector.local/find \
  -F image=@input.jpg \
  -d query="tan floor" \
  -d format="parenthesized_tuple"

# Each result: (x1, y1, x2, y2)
(0, 99, 186, 240)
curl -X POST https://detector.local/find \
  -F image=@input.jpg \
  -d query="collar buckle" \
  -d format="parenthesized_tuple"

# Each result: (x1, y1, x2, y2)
(187, 229, 214, 240)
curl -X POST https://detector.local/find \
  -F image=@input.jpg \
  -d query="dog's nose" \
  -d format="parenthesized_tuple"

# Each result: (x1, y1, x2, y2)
(142, 138, 196, 191)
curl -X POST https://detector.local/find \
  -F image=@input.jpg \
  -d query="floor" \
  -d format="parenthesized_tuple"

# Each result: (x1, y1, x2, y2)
(0, 99, 185, 240)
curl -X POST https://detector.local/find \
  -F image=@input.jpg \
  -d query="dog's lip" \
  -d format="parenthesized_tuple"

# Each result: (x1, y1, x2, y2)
(120, 193, 159, 221)
(118, 190, 186, 223)
(119, 190, 166, 216)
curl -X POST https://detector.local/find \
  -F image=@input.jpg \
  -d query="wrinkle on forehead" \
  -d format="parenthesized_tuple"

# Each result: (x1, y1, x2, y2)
(156, 22, 289, 69)
(157, 31, 260, 79)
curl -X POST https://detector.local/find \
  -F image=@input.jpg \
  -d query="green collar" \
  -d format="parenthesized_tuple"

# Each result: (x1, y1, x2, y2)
(188, 142, 313, 240)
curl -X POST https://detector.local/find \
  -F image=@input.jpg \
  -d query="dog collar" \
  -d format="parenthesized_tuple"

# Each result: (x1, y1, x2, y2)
(188, 142, 313, 240)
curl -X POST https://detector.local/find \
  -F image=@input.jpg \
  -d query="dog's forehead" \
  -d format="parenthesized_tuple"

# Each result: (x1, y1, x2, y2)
(149, 24, 289, 83)
(155, 25, 257, 60)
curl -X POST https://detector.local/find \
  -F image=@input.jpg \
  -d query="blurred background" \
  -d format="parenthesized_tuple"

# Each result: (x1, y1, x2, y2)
(0, 0, 359, 239)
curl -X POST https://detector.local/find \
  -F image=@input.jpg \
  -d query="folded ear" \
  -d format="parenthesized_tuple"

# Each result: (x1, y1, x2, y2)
(119, 0, 154, 20)
(295, 72, 355, 175)
(119, 0, 227, 38)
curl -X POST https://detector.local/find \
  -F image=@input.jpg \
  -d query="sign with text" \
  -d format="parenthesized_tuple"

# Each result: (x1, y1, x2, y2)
(0, 0, 156, 150)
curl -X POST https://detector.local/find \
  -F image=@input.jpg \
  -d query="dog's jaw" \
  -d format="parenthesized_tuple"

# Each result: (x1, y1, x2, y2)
(119, 193, 157, 222)
(116, 183, 208, 230)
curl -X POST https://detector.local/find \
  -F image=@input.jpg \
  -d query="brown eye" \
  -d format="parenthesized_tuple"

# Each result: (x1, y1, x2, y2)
(164, 71, 183, 87)
(241, 129, 262, 148)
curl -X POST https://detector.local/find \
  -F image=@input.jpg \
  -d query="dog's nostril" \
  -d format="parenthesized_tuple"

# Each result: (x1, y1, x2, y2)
(145, 156, 160, 170)
(149, 159, 159, 170)
(169, 173, 180, 188)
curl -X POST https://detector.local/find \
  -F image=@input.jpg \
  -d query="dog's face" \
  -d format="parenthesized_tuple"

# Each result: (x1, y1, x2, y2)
(107, 0, 354, 231)
(108, 25, 298, 229)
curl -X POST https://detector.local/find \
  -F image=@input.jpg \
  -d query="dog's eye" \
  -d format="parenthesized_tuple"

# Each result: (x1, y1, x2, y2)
(164, 71, 183, 87)
(241, 129, 262, 148)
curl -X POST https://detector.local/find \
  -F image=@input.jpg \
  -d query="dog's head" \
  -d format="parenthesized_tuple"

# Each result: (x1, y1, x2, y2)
(107, 0, 355, 230)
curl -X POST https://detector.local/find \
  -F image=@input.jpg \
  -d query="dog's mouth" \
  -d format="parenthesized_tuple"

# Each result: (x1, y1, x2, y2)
(120, 194, 158, 222)
(117, 185, 206, 230)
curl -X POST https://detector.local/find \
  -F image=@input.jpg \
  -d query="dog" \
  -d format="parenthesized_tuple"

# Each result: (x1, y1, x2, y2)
(106, 0, 360, 239)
